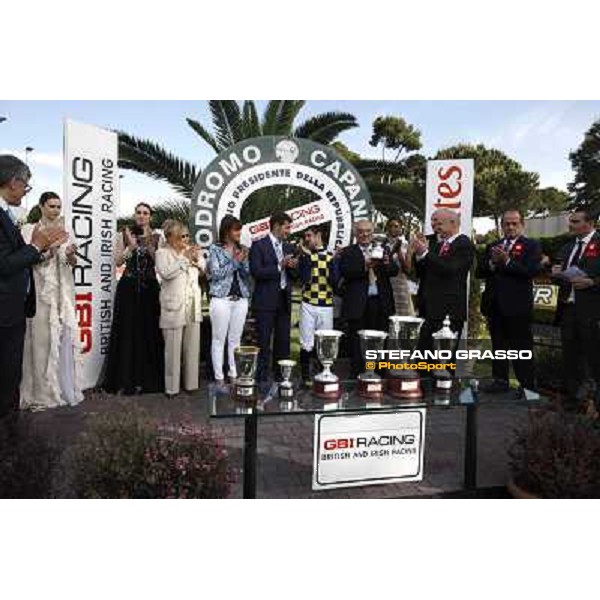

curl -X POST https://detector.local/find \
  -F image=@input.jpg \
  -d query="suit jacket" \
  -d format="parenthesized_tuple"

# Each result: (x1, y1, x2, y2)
(553, 231, 600, 323)
(417, 233, 474, 322)
(414, 233, 440, 317)
(476, 236, 542, 318)
(339, 243, 399, 321)
(0, 207, 40, 327)
(155, 247, 204, 329)
(249, 236, 295, 312)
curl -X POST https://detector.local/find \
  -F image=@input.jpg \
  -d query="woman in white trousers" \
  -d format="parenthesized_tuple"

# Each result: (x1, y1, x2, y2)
(207, 215, 252, 383)
(155, 220, 204, 398)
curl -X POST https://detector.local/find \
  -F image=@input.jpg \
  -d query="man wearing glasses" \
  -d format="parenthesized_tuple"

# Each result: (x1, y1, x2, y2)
(0, 155, 67, 430)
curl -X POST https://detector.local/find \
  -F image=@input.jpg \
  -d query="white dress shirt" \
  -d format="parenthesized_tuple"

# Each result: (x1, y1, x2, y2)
(566, 230, 596, 303)
(359, 244, 379, 296)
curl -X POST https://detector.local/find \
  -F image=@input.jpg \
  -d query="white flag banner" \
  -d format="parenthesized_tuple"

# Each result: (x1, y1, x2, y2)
(240, 199, 330, 246)
(425, 159, 474, 236)
(63, 119, 119, 390)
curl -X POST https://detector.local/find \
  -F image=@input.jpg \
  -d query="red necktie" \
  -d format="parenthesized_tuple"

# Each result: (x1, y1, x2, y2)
(439, 241, 450, 256)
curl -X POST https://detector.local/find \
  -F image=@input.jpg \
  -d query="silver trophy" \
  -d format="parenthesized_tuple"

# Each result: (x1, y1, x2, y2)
(233, 346, 260, 400)
(313, 329, 344, 400)
(357, 330, 388, 399)
(369, 234, 387, 261)
(387, 315, 425, 399)
(277, 359, 296, 399)
(432, 315, 458, 394)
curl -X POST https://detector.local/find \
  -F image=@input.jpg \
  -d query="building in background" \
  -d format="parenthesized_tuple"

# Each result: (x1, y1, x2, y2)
(525, 213, 569, 237)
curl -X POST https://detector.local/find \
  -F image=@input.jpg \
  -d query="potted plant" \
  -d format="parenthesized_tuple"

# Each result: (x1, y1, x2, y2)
(56, 409, 234, 499)
(507, 410, 600, 498)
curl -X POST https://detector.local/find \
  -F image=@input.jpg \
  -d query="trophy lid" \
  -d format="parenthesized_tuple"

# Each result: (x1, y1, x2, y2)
(277, 359, 297, 367)
(388, 315, 424, 325)
(315, 329, 344, 338)
(357, 329, 388, 339)
(234, 345, 260, 355)
(432, 315, 458, 340)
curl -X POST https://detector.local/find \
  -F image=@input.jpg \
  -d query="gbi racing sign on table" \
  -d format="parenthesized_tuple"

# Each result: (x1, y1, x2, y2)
(312, 409, 426, 490)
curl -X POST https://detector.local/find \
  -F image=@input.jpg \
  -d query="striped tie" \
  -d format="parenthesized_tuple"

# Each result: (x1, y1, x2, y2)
(275, 241, 286, 289)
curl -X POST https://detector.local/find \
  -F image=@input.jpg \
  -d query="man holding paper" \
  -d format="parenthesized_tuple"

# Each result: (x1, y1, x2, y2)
(552, 208, 600, 411)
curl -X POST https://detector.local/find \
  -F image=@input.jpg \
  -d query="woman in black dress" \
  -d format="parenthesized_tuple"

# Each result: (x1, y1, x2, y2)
(103, 202, 164, 395)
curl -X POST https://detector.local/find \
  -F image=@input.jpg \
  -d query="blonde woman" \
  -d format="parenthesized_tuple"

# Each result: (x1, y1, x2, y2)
(155, 220, 204, 398)
(20, 192, 83, 410)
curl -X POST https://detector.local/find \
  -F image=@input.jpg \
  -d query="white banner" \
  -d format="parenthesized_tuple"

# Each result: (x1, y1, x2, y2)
(215, 162, 353, 251)
(312, 409, 426, 490)
(240, 199, 329, 245)
(63, 120, 119, 390)
(425, 159, 474, 236)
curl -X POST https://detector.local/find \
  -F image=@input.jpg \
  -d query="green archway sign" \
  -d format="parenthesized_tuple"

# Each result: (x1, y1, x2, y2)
(190, 136, 373, 251)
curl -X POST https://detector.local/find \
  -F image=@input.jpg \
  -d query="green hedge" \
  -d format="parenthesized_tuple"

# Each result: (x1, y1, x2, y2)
(532, 306, 555, 325)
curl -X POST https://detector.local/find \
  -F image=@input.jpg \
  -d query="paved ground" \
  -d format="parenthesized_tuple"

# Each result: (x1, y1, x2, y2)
(28, 381, 546, 499)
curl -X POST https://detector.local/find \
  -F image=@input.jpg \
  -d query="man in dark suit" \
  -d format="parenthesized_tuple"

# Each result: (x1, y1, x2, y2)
(249, 211, 298, 382)
(551, 207, 600, 411)
(0, 155, 67, 425)
(410, 209, 474, 353)
(476, 210, 542, 395)
(339, 219, 399, 377)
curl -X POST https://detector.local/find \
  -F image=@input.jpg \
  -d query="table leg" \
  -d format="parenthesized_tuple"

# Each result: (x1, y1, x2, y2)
(243, 412, 258, 499)
(464, 402, 478, 490)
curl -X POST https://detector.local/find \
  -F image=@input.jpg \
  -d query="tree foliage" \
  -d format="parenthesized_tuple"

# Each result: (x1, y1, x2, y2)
(149, 199, 192, 229)
(357, 115, 427, 220)
(117, 101, 359, 223)
(369, 116, 422, 162)
(118, 132, 199, 199)
(568, 118, 600, 213)
(528, 186, 570, 216)
(434, 144, 539, 228)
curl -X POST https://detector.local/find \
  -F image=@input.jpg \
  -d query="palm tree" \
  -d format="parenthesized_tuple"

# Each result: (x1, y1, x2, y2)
(330, 141, 426, 220)
(117, 100, 358, 201)
(117, 100, 425, 223)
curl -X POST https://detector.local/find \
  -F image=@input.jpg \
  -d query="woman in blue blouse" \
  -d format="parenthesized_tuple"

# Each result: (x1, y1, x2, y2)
(207, 215, 252, 382)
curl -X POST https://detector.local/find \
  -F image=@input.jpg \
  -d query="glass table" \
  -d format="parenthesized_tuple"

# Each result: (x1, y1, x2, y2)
(206, 377, 548, 498)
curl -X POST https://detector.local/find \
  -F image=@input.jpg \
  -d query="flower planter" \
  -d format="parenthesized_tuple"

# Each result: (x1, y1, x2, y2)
(507, 478, 539, 499)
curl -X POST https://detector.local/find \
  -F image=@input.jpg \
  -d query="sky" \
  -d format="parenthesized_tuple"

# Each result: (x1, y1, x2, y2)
(1, 100, 599, 232)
